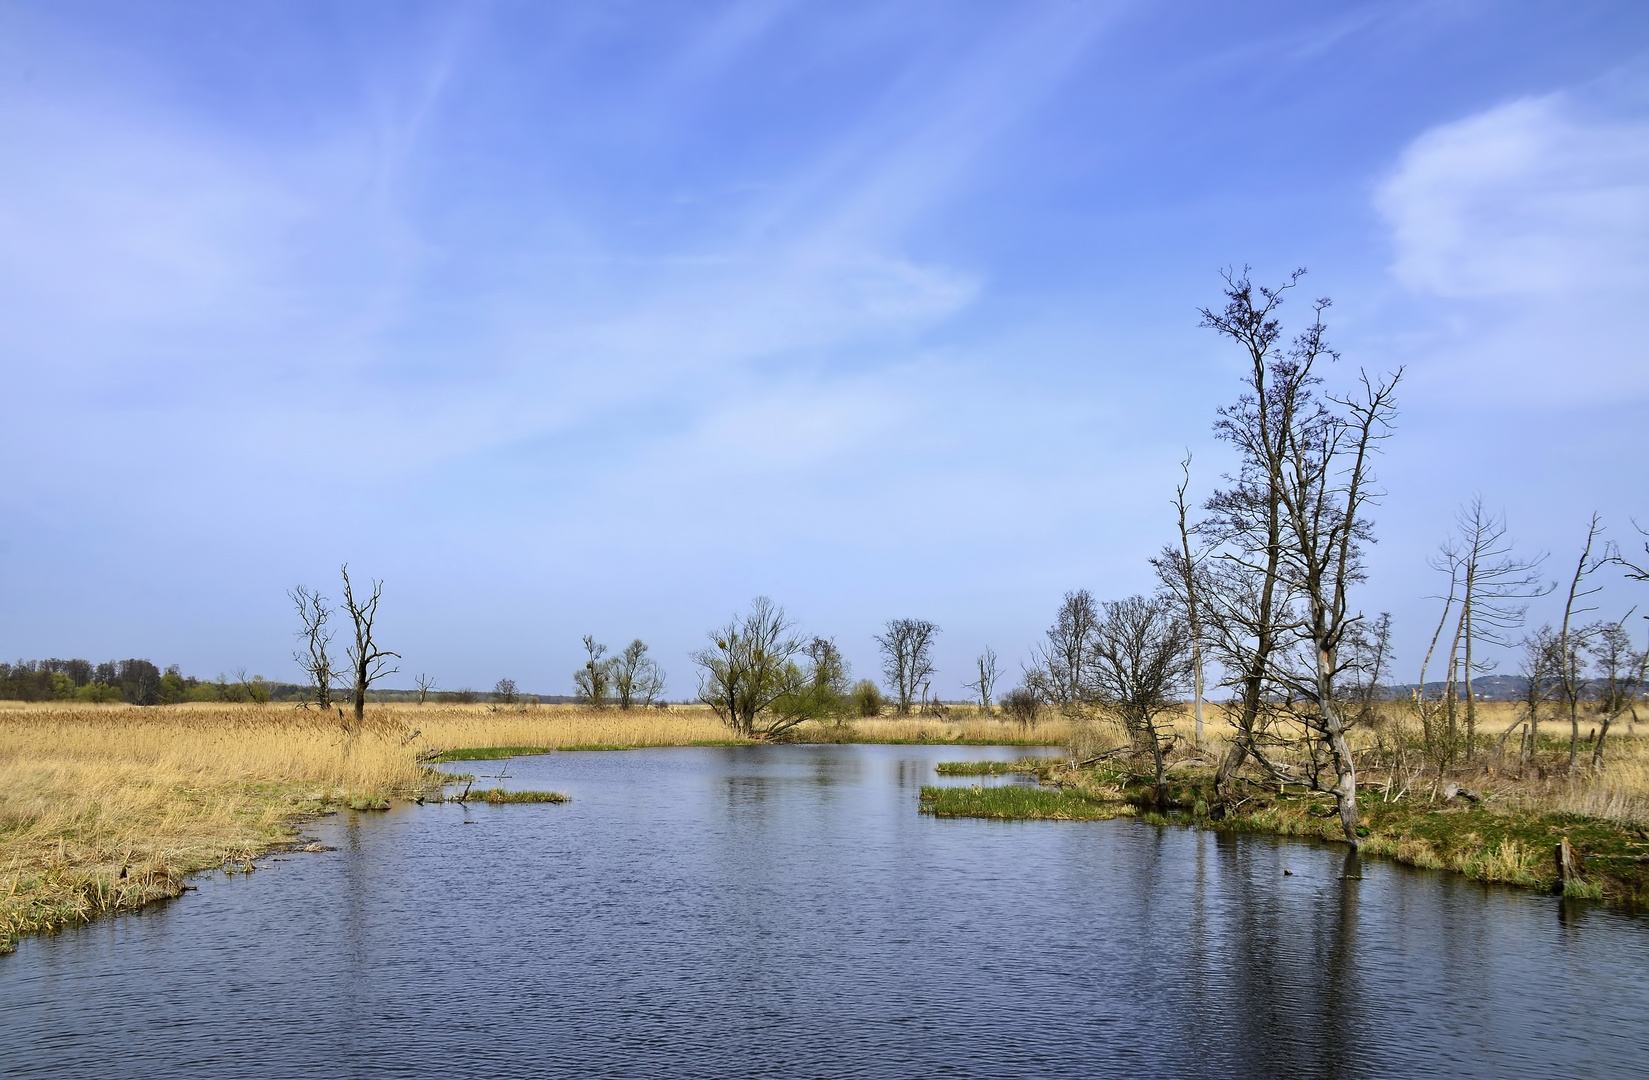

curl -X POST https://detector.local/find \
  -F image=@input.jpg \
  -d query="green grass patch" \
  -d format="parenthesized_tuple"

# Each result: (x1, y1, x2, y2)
(934, 758, 1057, 775)
(919, 765, 1649, 908)
(472, 788, 569, 804)
(429, 746, 551, 762)
(919, 784, 1132, 821)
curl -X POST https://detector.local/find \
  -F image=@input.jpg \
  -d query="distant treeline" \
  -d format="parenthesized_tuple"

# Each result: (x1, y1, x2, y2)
(0, 659, 581, 706)
(0, 659, 297, 705)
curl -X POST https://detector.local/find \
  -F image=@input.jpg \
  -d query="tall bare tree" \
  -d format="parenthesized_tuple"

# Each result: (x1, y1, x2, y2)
(1271, 313, 1399, 844)
(340, 565, 399, 726)
(692, 597, 805, 738)
(1200, 268, 1398, 843)
(877, 618, 939, 715)
(1512, 626, 1561, 768)
(289, 584, 338, 709)
(964, 647, 1000, 713)
(1414, 543, 1465, 776)
(1432, 499, 1550, 760)
(1197, 270, 1300, 799)
(1151, 455, 1211, 744)
(1556, 516, 1606, 775)
(610, 639, 666, 709)
(1086, 593, 1195, 808)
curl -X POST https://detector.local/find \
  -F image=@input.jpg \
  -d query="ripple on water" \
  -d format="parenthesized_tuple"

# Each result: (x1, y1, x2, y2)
(3, 744, 1646, 1079)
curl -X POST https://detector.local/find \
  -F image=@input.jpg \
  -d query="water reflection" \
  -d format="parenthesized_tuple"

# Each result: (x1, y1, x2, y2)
(3, 744, 1645, 1080)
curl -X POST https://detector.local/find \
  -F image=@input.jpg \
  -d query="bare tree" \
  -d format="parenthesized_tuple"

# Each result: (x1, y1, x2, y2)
(1036, 591, 1100, 709)
(1614, 521, 1649, 584)
(1587, 616, 1647, 771)
(964, 647, 1000, 713)
(1270, 312, 1400, 844)
(804, 637, 849, 696)
(492, 678, 519, 710)
(1201, 269, 1399, 843)
(1511, 627, 1561, 768)
(1086, 593, 1195, 808)
(289, 584, 338, 709)
(1197, 270, 1302, 799)
(691, 597, 805, 738)
(876, 618, 939, 715)
(1414, 535, 1465, 775)
(1556, 516, 1606, 775)
(414, 673, 438, 705)
(233, 667, 270, 705)
(340, 564, 400, 726)
(574, 636, 611, 707)
(610, 639, 666, 709)
(1151, 454, 1211, 744)
(1433, 499, 1550, 760)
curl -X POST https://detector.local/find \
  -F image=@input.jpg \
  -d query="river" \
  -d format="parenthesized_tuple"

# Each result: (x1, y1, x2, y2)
(3, 744, 1646, 1078)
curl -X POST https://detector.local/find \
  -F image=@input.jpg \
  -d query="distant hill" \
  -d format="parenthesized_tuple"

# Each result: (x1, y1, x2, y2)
(1387, 675, 1527, 702)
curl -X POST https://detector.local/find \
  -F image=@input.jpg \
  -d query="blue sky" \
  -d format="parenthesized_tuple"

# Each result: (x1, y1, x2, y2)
(1, 1, 1646, 697)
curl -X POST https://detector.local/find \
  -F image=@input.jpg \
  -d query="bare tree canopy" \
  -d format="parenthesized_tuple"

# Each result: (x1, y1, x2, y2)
(691, 597, 806, 738)
(1556, 516, 1607, 775)
(1036, 591, 1099, 708)
(289, 584, 338, 710)
(610, 639, 666, 709)
(1150, 454, 1210, 744)
(1587, 618, 1649, 770)
(574, 636, 611, 707)
(340, 565, 399, 726)
(876, 618, 940, 715)
(1197, 268, 1400, 844)
(1417, 498, 1551, 764)
(1086, 593, 1195, 806)
(964, 647, 1000, 713)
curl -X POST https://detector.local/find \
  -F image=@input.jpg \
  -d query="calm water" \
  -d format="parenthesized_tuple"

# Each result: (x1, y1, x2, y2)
(4, 744, 1647, 1078)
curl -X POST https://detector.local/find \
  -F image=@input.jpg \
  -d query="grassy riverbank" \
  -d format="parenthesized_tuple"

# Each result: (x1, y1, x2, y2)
(923, 706, 1649, 907)
(0, 701, 1065, 952)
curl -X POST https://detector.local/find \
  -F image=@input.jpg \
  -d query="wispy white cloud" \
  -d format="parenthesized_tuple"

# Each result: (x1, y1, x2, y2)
(1372, 74, 1649, 403)
(1377, 87, 1649, 298)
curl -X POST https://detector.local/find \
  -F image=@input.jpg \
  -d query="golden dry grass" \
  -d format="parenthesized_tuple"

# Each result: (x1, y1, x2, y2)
(0, 703, 433, 953)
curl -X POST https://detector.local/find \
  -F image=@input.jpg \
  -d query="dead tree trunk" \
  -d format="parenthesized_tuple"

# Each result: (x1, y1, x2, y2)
(340, 565, 400, 727)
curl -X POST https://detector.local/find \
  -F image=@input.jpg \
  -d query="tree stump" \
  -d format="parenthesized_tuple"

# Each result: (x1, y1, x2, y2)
(1555, 838, 1583, 892)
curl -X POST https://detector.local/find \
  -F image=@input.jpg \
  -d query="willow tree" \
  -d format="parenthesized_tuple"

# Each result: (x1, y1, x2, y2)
(692, 597, 806, 738)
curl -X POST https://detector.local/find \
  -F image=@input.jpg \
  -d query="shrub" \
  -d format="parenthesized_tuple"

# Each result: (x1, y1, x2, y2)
(852, 680, 885, 717)
(1001, 686, 1043, 727)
